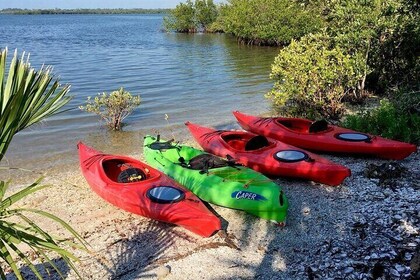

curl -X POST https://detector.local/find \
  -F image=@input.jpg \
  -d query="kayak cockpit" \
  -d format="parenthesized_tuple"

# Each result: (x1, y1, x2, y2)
(276, 118, 331, 134)
(221, 133, 272, 151)
(102, 159, 154, 183)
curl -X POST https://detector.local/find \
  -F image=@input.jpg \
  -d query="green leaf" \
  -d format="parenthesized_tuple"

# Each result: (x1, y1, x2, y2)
(6, 241, 43, 279)
(12, 208, 89, 249)
(0, 180, 10, 202)
(0, 178, 47, 210)
(0, 239, 23, 280)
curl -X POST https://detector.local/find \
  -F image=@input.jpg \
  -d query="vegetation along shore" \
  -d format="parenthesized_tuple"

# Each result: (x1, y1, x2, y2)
(166, 0, 419, 144)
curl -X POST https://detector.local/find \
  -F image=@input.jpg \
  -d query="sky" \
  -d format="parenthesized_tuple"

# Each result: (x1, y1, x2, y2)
(0, 0, 225, 9)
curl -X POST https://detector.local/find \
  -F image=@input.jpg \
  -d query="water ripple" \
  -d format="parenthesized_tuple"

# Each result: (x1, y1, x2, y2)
(0, 14, 280, 169)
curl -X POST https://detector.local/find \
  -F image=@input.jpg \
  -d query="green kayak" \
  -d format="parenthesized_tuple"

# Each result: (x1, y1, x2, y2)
(143, 135, 288, 223)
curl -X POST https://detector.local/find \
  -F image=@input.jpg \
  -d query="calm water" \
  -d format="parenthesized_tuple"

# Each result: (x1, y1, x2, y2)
(0, 14, 280, 171)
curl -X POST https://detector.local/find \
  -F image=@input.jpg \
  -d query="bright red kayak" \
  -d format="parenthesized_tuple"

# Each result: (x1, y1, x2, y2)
(233, 111, 417, 160)
(77, 142, 221, 237)
(186, 122, 351, 186)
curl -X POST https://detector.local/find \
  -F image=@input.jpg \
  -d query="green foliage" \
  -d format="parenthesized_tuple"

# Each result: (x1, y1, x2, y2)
(0, 48, 86, 278)
(323, 0, 420, 93)
(267, 33, 364, 120)
(367, 0, 420, 92)
(218, 0, 323, 45)
(164, 0, 218, 32)
(195, 0, 218, 30)
(79, 87, 141, 131)
(266, 0, 419, 118)
(343, 99, 420, 144)
(325, 0, 380, 52)
(390, 89, 420, 115)
(323, 0, 379, 98)
(0, 48, 71, 162)
(164, 0, 196, 32)
(0, 178, 88, 279)
(207, 4, 228, 33)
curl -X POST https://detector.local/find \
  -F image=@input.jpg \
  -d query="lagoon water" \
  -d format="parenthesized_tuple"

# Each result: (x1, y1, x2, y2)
(0, 14, 279, 171)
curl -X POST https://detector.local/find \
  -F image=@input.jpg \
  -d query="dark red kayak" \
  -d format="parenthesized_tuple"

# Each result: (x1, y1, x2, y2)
(77, 142, 221, 237)
(233, 111, 417, 160)
(186, 122, 351, 186)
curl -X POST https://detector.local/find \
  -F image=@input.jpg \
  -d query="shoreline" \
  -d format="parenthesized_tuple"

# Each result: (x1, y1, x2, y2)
(4, 140, 419, 279)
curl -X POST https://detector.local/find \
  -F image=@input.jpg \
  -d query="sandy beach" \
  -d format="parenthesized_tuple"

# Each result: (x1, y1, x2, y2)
(2, 141, 418, 280)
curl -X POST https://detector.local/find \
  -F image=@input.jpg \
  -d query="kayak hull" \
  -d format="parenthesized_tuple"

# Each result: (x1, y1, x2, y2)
(78, 142, 221, 237)
(186, 122, 351, 186)
(233, 111, 417, 160)
(143, 136, 288, 223)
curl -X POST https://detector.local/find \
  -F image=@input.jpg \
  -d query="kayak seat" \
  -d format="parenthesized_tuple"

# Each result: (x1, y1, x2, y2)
(117, 168, 146, 183)
(245, 135, 269, 151)
(188, 154, 231, 171)
(309, 120, 328, 133)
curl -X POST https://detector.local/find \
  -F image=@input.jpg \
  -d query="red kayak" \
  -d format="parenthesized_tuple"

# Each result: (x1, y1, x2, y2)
(233, 111, 417, 160)
(77, 142, 221, 237)
(186, 122, 351, 186)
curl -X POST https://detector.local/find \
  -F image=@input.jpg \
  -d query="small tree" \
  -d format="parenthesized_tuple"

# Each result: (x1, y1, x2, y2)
(80, 87, 141, 131)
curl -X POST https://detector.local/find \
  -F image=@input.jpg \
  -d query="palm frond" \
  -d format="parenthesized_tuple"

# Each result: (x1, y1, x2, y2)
(0, 48, 71, 162)
(0, 178, 88, 279)
(0, 239, 23, 279)
(0, 178, 46, 210)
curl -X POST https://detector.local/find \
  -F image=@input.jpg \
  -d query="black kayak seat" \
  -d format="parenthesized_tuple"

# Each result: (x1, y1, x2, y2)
(117, 168, 146, 183)
(309, 120, 328, 133)
(188, 154, 230, 170)
(245, 135, 269, 151)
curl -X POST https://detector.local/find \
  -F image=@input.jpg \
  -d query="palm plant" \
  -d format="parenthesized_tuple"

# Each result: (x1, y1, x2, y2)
(0, 47, 87, 278)
(0, 178, 87, 279)
(0, 48, 71, 161)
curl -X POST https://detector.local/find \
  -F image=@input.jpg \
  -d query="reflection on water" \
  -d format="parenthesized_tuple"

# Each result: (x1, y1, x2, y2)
(0, 14, 280, 170)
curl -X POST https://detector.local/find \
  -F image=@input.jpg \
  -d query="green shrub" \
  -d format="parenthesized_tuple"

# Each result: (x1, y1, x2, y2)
(323, 0, 420, 94)
(367, 0, 420, 93)
(267, 32, 365, 120)
(342, 99, 420, 144)
(391, 89, 420, 115)
(80, 87, 141, 131)
(195, 0, 218, 31)
(323, 0, 379, 100)
(219, 0, 323, 46)
(164, 0, 195, 32)
(164, 0, 218, 32)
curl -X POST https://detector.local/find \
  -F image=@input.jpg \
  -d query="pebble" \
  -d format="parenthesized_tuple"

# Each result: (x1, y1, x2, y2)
(371, 253, 379, 259)
(390, 269, 400, 277)
(156, 265, 171, 279)
(344, 267, 354, 274)
(395, 264, 405, 273)
(404, 253, 412, 261)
